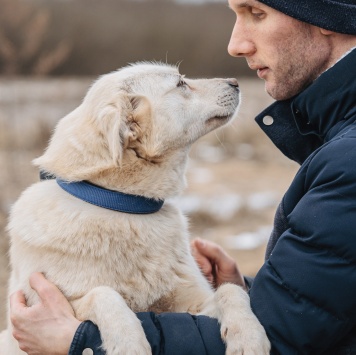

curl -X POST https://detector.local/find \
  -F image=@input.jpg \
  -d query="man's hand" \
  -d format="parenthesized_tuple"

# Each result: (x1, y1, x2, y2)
(191, 238, 246, 290)
(10, 272, 81, 355)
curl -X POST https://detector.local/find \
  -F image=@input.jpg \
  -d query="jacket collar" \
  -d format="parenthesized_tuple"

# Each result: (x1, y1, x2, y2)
(255, 48, 356, 165)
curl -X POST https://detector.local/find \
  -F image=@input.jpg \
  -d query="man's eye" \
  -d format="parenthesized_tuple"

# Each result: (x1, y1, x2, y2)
(251, 10, 265, 18)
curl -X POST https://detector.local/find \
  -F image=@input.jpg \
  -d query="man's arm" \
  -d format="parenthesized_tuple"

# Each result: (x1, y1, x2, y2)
(66, 312, 227, 355)
(68, 240, 246, 354)
(68, 311, 226, 355)
(250, 139, 356, 354)
(10, 273, 227, 355)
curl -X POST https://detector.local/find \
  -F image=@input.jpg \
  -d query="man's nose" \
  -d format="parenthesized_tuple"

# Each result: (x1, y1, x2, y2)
(228, 21, 256, 57)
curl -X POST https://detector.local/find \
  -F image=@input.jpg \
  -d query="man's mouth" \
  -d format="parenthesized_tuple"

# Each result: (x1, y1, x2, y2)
(248, 64, 269, 79)
(257, 67, 269, 79)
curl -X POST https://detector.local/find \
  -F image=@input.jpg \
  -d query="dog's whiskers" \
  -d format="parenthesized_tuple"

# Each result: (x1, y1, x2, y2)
(214, 131, 227, 153)
(228, 121, 239, 133)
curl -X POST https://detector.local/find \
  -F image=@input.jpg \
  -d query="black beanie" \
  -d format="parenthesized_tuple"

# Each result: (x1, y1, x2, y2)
(258, 0, 356, 35)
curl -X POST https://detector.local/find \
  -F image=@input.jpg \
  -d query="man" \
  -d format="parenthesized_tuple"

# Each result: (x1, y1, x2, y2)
(9, 0, 356, 353)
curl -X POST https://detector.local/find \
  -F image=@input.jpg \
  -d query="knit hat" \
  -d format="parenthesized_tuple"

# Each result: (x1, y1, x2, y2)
(258, 0, 356, 35)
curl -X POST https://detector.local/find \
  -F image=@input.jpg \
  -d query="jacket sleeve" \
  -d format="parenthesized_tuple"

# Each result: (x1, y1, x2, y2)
(69, 321, 105, 354)
(69, 313, 226, 355)
(250, 137, 356, 354)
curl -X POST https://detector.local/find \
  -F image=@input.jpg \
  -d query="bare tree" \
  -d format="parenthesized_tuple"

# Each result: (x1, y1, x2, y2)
(0, 0, 71, 75)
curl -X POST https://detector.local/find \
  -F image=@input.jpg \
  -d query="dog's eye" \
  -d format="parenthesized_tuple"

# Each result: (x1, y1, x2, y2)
(177, 79, 187, 88)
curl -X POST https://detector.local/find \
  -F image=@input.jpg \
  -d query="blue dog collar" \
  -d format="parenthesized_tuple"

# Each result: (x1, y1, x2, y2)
(56, 179, 164, 214)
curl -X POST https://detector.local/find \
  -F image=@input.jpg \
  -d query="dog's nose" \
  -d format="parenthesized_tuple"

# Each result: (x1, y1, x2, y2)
(227, 78, 239, 89)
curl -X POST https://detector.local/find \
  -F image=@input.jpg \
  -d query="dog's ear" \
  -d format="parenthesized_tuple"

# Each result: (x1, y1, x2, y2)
(101, 93, 152, 166)
(32, 90, 152, 180)
(124, 94, 151, 147)
(97, 101, 126, 167)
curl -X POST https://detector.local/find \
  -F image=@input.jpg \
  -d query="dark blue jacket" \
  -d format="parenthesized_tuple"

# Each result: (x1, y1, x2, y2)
(69, 49, 356, 355)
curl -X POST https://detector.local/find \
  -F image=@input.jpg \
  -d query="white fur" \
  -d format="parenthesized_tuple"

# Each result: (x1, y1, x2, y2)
(1, 63, 270, 354)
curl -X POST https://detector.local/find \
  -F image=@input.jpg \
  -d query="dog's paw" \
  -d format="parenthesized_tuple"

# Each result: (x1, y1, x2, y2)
(214, 284, 270, 355)
(102, 327, 151, 355)
(221, 319, 270, 355)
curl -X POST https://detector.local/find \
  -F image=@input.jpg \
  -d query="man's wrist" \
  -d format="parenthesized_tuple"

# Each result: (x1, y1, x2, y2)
(68, 321, 105, 355)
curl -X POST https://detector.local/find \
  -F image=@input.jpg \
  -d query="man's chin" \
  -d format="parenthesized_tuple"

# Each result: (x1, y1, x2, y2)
(264, 82, 280, 100)
(265, 82, 295, 101)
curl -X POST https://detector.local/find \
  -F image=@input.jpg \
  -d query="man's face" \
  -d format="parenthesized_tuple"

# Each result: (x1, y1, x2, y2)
(228, 0, 332, 100)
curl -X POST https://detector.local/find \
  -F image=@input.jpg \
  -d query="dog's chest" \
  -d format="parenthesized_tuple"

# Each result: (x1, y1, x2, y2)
(89, 230, 190, 311)
(9, 186, 191, 312)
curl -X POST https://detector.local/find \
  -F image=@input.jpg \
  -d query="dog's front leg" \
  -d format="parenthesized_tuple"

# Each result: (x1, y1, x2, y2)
(72, 286, 151, 355)
(201, 283, 270, 355)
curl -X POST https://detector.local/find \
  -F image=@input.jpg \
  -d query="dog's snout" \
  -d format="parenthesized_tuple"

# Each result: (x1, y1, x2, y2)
(227, 78, 239, 89)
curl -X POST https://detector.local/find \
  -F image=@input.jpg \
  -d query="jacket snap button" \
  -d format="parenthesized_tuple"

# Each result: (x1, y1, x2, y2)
(263, 115, 274, 126)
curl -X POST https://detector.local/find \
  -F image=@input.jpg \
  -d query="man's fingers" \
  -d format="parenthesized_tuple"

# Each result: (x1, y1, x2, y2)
(10, 290, 28, 327)
(192, 238, 244, 288)
(193, 238, 226, 263)
(191, 241, 214, 279)
(29, 272, 48, 299)
(29, 272, 75, 316)
(196, 252, 213, 274)
(29, 272, 60, 304)
(193, 238, 238, 274)
(10, 290, 27, 312)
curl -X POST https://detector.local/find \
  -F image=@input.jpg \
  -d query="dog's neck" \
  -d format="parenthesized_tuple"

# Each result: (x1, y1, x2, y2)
(40, 148, 189, 201)
(56, 178, 164, 213)
(87, 149, 189, 200)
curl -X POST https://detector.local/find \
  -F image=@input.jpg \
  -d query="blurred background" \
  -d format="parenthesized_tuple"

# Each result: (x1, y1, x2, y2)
(0, 0, 298, 329)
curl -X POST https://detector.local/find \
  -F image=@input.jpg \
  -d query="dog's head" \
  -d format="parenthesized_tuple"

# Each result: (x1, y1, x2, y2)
(34, 63, 240, 197)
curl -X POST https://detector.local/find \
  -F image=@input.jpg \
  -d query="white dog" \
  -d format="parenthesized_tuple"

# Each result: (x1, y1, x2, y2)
(0, 63, 270, 354)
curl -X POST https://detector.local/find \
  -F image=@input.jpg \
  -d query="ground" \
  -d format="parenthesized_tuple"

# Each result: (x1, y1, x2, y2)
(0, 76, 298, 329)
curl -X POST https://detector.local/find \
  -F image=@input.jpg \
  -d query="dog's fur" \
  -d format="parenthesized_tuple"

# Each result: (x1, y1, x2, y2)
(0, 63, 270, 354)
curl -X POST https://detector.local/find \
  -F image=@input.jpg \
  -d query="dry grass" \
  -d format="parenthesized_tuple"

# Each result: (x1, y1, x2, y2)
(0, 76, 298, 329)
